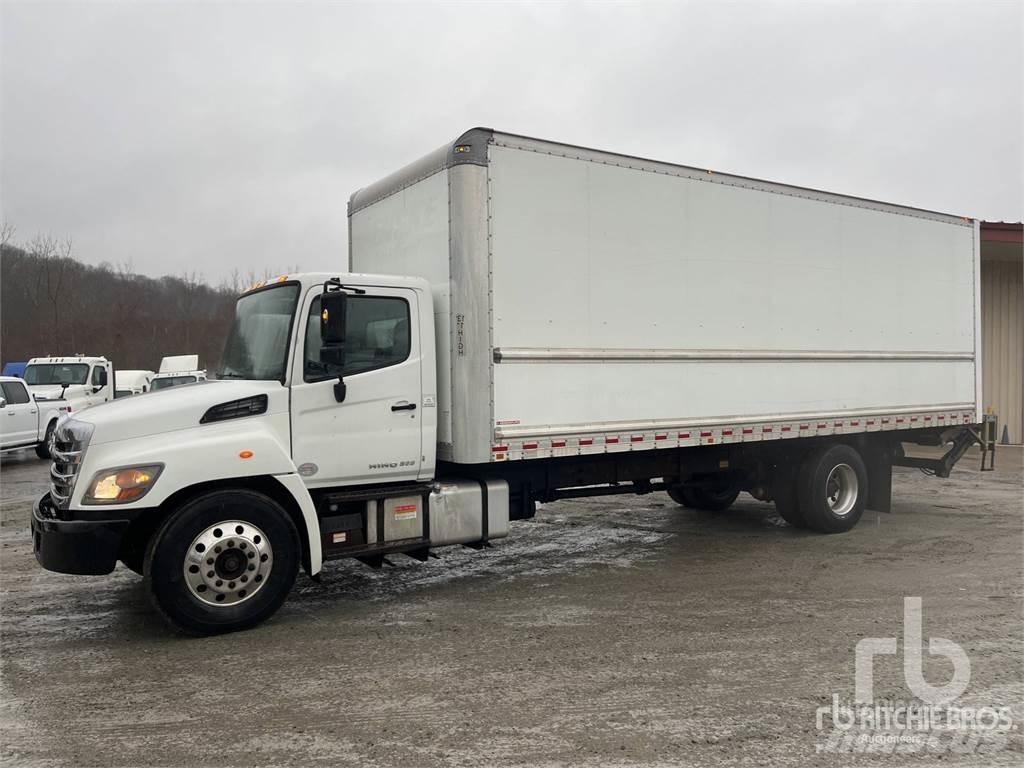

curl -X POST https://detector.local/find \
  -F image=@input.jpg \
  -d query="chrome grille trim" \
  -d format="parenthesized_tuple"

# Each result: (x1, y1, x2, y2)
(48, 419, 92, 509)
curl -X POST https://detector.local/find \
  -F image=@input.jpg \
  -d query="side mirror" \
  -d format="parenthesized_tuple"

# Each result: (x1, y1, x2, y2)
(0, 397, 6, 409)
(319, 289, 349, 403)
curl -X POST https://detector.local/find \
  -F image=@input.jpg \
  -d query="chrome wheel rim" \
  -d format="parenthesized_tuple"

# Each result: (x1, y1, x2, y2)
(183, 520, 273, 607)
(825, 464, 858, 517)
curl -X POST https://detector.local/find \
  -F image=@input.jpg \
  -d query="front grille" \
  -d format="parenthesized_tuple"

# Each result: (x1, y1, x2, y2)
(49, 420, 91, 509)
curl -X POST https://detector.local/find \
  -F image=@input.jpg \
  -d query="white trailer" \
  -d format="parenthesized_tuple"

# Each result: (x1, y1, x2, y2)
(32, 129, 989, 635)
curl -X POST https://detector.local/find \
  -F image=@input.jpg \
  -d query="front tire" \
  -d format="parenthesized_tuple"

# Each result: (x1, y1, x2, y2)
(144, 489, 299, 635)
(797, 444, 868, 533)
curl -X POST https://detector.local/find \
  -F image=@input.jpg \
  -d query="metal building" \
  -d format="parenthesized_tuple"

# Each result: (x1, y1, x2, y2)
(980, 222, 1023, 444)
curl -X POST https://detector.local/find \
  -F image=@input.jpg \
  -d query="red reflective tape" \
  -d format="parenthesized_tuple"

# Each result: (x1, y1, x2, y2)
(763, 427, 773, 433)
(679, 432, 690, 439)
(896, 418, 905, 423)
(925, 416, 932, 421)
(834, 421, 843, 427)
(552, 440, 566, 448)
(938, 415, 945, 420)
(492, 445, 508, 452)
(799, 424, 809, 430)
(742, 428, 754, 434)
(817, 423, 827, 429)
(580, 438, 594, 446)
(523, 442, 538, 450)
(781, 426, 791, 432)
(850, 421, 860, 426)
(722, 429, 734, 436)
(882, 419, 890, 424)
(655, 434, 667, 441)
(911, 417, 918, 422)
(606, 437, 619, 444)
(700, 431, 712, 438)
(866, 420, 874, 426)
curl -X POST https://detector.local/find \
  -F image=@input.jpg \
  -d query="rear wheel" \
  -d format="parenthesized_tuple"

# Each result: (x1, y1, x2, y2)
(144, 489, 299, 635)
(667, 486, 697, 508)
(667, 480, 740, 512)
(797, 444, 868, 533)
(35, 421, 56, 459)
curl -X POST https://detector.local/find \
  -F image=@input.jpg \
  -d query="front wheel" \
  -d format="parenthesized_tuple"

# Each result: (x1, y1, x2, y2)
(144, 489, 300, 635)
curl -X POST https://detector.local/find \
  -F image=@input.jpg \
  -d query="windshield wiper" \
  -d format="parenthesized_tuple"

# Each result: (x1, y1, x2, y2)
(217, 371, 248, 379)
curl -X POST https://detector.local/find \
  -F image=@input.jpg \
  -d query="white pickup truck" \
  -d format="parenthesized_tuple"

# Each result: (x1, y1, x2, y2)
(31, 129, 989, 636)
(0, 376, 69, 458)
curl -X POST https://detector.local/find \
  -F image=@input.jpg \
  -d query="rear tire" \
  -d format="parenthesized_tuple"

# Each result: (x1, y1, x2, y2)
(689, 485, 741, 512)
(667, 486, 697, 508)
(35, 421, 56, 459)
(668, 481, 740, 512)
(144, 489, 299, 635)
(797, 444, 868, 533)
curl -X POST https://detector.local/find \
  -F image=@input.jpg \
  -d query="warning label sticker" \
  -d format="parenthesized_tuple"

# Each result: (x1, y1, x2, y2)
(394, 504, 418, 520)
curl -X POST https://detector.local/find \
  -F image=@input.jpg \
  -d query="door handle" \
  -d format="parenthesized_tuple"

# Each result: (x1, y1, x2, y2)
(391, 402, 417, 412)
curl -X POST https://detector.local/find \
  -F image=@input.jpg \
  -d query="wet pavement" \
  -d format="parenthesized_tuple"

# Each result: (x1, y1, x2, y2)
(1, 446, 1021, 766)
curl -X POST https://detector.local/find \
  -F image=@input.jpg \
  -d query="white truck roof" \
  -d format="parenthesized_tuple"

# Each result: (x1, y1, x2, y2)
(158, 355, 200, 373)
(27, 356, 109, 365)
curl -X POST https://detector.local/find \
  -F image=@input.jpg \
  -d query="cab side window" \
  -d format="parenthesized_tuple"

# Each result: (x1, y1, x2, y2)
(304, 295, 411, 382)
(1, 381, 30, 404)
(91, 367, 104, 386)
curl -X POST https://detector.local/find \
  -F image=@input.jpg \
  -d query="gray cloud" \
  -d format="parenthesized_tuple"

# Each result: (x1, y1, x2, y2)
(2, 0, 1021, 281)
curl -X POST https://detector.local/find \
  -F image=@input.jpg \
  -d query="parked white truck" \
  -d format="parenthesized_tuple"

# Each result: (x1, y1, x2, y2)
(23, 356, 114, 411)
(114, 370, 154, 398)
(0, 376, 69, 458)
(149, 355, 207, 391)
(32, 129, 988, 635)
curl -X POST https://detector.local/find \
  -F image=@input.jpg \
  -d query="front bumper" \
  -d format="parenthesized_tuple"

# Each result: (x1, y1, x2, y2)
(32, 493, 132, 575)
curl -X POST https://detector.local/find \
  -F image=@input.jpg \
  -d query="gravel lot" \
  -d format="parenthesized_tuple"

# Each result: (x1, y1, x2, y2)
(1, 447, 1021, 767)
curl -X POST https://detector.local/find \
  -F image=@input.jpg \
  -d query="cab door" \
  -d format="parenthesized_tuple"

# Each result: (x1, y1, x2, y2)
(85, 363, 113, 407)
(289, 285, 422, 487)
(1, 381, 38, 448)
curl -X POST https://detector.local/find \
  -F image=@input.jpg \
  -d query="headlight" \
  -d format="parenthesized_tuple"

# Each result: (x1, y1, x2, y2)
(83, 464, 163, 505)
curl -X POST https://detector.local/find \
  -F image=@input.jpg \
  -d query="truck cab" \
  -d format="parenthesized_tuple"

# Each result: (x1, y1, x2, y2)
(30, 273, 466, 635)
(24, 356, 114, 412)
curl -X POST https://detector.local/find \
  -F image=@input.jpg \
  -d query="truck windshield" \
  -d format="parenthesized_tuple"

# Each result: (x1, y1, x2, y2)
(219, 283, 300, 381)
(24, 364, 89, 386)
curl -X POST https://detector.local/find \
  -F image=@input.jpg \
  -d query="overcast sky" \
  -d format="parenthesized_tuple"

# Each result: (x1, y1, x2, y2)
(2, 1, 1021, 282)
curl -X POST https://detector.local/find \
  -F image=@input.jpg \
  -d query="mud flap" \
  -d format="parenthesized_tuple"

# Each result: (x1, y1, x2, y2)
(864, 446, 893, 514)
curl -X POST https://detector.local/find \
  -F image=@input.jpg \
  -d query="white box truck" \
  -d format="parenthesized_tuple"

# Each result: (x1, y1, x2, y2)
(32, 129, 988, 635)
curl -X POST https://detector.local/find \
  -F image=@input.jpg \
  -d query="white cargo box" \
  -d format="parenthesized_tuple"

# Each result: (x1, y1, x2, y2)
(349, 129, 980, 465)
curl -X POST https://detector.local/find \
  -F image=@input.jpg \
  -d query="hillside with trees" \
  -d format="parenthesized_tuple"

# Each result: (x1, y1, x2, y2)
(0, 227, 261, 372)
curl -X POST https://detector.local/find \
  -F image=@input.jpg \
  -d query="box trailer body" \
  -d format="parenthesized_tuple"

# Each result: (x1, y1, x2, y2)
(31, 128, 990, 635)
(350, 129, 980, 465)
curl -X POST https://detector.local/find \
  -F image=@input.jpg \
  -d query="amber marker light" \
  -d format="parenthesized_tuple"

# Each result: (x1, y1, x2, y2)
(239, 450, 254, 459)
